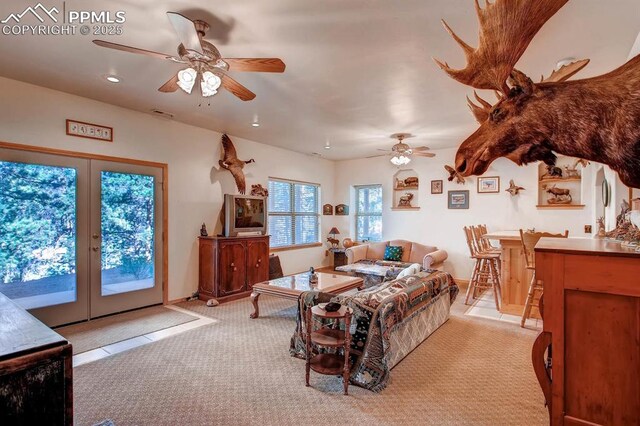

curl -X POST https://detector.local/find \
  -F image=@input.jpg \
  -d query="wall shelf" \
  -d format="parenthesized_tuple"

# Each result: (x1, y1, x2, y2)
(537, 158, 585, 209)
(536, 204, 585, 209)
(391, 206, 421, 211)
(393, 169, 419, 210)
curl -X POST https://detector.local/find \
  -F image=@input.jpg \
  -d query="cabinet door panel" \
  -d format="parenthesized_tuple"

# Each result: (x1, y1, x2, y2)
(246, 238, 269, 289)
(218, 241, 246, 296)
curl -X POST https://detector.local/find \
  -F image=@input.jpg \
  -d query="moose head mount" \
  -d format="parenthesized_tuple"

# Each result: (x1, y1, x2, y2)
(435, 0, 640, 188)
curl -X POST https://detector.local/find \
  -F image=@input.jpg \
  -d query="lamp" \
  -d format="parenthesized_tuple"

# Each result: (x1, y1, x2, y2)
(329, 227, 340, 238)
(327, 227, 340, 249)
(390, 154, 411, 166)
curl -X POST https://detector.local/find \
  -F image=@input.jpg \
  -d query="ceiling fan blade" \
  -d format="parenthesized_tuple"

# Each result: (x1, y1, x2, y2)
(365, 154, 390, 159)
(166, 12, 203, 53)
(222, 58, 286, 73)
(376, 148, 392, 152)
(412, 146, 431, 151)
(215, 72, 256, 101)
(413, 152, 436, 158)
(158, 74, 180, 92)
(93, 40, 177, 61)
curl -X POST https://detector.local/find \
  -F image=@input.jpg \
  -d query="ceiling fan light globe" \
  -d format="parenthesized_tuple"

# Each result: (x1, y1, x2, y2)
(177, 67, 197, 94)
(200, 71, 222, 97)
(390, 155, 411, 166)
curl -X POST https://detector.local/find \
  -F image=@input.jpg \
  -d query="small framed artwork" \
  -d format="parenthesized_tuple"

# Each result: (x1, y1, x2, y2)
(335, 204, 349, 215)
(448, 190, 469, 209)
(477, 176, 500, 193)
(322, 204, 333, 215)
(66, 119, 113, 142)
(431, 180, 443, 194)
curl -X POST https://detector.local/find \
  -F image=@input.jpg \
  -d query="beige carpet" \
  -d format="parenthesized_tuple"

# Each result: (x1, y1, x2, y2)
(73, 296, 548, 425)
(56, 305, 198, 354)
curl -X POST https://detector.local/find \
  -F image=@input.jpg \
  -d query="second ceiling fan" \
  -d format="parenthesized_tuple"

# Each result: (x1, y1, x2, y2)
(372, 133, 436, 166)
(93, 12, 285, 101)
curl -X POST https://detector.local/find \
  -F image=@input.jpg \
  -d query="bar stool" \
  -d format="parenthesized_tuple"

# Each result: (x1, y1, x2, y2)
(463, 226, 502, 310)
(519, 229, 568, 327)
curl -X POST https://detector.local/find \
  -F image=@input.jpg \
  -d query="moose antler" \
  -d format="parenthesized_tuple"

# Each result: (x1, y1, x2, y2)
(434, 0, 569, 95)
(466, 59, 589, 124)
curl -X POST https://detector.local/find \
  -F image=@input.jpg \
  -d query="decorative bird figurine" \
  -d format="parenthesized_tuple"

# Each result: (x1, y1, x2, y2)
(445, 164, 465, 184)
(505, 180, 525, 196)
(219, 134, 255, 194)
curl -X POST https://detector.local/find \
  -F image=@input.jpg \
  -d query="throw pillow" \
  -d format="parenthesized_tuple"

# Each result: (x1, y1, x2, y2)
(384, 245, 403, 261)
(397, 263, 422, 279)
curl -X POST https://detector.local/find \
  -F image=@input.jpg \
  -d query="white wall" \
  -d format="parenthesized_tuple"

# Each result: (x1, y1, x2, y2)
(334, 148, 600, 280)
(0, 76, 336, 301)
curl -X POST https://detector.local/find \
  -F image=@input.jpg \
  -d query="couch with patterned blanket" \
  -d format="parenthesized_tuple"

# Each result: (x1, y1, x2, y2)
(290, 269, 458, 392)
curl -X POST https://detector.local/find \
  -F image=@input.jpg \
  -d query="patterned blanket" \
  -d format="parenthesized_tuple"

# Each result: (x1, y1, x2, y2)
(290, 269, 458, 391)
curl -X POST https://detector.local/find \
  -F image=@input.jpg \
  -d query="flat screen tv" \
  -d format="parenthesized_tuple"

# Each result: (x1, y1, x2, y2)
(223, 194, 267, 237)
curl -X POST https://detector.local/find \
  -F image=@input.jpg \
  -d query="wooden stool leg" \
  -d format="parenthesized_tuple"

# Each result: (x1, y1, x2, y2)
(465, 259, 480, 305)
(521, 272, 537, 327)
(489, 260, 501, 311)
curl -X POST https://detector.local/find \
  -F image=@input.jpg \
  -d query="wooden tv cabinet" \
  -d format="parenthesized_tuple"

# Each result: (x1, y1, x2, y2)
(198, 235, 270, 303)
(533, 238, 640, 425)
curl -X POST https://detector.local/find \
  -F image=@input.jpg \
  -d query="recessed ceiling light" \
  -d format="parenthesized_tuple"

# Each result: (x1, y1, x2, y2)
(324, 140, 331, 150)
(105, 75, 120, 83)
(252, 122, 260, 127)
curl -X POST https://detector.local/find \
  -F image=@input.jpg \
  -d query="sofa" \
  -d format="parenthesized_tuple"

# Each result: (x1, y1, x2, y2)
(290, 269, 459, 391)
(345, 239, 448, 269)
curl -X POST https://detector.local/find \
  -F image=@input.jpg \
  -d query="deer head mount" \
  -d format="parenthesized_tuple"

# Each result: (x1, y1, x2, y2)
(435, 0, 640, 188)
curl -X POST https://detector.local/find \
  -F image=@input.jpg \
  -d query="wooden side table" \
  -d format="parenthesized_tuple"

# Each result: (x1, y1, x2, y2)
(330, 248, 347, 270)
(305, 305, 352, 395)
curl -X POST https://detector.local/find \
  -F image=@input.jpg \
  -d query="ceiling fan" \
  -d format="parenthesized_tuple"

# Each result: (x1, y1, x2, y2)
(371, 133, 436, 166)
(93, 12, 285, 101)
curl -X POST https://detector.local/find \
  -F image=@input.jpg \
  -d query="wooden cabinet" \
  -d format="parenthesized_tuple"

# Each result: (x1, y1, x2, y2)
(198, 235, 269, 302)
(533, 238, 640, 425)
(0, 292, 73, 425)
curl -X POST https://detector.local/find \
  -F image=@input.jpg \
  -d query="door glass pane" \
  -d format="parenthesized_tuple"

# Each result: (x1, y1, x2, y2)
(101, 171, 155, 296)
(0, 161, 77, 309)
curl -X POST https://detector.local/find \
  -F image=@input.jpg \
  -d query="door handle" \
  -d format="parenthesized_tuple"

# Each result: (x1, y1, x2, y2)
(91, 246, 99, 252)
(92, 234, 100, 240)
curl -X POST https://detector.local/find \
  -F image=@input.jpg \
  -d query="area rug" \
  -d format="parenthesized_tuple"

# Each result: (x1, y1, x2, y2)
(72, 295, 548, 425)
(56, 305, 198, 354)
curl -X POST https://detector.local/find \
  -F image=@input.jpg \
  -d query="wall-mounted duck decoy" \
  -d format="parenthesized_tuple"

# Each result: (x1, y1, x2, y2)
(219, 134, 255, 194)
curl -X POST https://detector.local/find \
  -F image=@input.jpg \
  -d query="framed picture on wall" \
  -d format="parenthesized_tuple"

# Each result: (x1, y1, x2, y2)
(431, 180, 443, 194)
(335, 204, 349, 215)
(448, 190, 469, 209)
(322, 204, 333, 215)
(477, 176, 500, 193)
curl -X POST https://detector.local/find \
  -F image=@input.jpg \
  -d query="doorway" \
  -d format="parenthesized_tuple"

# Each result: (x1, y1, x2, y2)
(0, 147, 165, 327)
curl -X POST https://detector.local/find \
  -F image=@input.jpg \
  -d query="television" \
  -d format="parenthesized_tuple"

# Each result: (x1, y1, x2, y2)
(223, 194, 267, 237)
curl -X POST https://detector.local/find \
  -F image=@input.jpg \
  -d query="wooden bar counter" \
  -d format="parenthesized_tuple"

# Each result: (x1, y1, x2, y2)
(483, 230, 539, 317)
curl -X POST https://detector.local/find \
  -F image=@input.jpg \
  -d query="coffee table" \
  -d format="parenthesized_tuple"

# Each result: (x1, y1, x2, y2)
(249, 272, 363, 319)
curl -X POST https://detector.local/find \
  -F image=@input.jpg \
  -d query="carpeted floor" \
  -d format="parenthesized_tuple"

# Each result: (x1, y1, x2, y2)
(73, 296, 548, 425)
(57, 305, 198, 354)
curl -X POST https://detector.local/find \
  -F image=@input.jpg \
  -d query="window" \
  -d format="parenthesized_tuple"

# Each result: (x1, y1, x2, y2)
(355, 184, 382, 242)
(268, 179, 320, 248)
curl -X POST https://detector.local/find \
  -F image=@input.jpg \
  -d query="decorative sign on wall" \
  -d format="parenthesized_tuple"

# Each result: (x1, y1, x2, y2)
(323, 204, 333, 215)
(66, 119, 113, 142)
(335, 204, 349, 215)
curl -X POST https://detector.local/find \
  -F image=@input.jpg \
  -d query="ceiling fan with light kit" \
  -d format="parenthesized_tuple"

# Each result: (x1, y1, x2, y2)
(93, 12, 285, 102)
(371, 133, 436, 166)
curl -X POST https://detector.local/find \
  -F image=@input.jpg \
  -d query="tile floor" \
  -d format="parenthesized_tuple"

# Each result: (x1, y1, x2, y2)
(464, 290, 542, 330)
(72, 305, 216, 367)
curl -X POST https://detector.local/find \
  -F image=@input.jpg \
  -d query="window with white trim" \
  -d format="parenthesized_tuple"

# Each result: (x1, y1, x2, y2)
(268, 178, 320, 248)
(355, 184, 382, 242)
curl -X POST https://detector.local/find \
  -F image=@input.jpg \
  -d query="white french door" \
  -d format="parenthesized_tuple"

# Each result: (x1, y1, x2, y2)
(0, 148, 164, 327)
